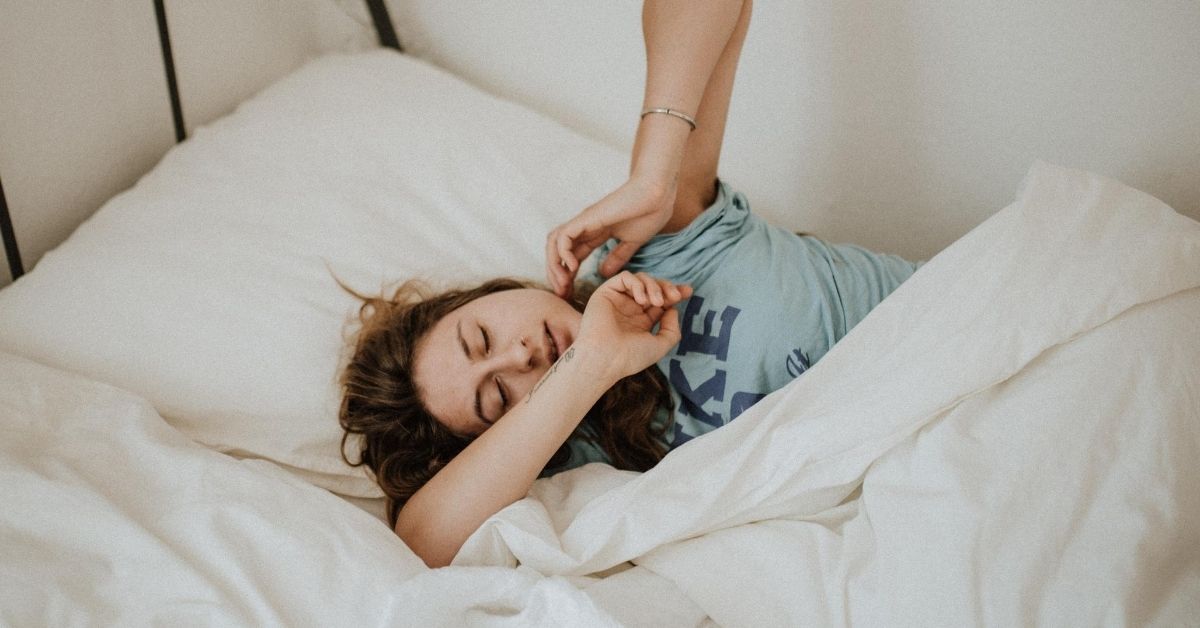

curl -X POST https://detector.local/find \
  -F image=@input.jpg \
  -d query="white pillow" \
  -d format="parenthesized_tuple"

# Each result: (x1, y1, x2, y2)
(0, 50, 626, 496)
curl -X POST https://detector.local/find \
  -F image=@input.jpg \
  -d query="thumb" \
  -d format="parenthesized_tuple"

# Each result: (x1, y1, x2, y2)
(654, 306, 682, 350)
(599, 241, 641, 278)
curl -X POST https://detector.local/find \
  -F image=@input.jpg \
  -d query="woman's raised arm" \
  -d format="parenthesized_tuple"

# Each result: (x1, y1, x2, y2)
(396, 333, 614, 567)
(547, 0, 752, 296)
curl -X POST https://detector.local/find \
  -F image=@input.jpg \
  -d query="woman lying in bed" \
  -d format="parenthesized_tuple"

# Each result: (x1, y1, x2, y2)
(339, 0, 919, 567)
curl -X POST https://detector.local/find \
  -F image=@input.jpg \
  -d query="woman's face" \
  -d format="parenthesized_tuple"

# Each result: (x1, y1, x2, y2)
(412, 289, 582, 436)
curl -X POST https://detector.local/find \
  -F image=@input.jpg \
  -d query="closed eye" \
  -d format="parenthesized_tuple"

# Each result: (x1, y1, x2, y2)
(496, 376, 508, 410)
(480, 324, 490, 354)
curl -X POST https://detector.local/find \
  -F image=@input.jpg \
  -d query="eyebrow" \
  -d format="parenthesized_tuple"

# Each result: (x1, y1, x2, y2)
(457, 319, 488, 424)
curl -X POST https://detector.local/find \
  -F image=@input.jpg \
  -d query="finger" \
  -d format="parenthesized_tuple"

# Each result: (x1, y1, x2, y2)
(610, 271, 647, 306)
(557, 265, 575, 298)
(545, 229, 566, 295)
(547, 253, 570, 297)
(545, 229, 559, 269)
(545, 255, 562, 296)
(569, 230, 613, 279)
(676, 284, 693, 300)
(655, 307, 682, 347)
(545, 265, 558, 296)
(626, 273, 648, 305)
(646, 278, 685, 305)
(665, 282, 682, 303)
(639, 273, 664, 307)
(570, 241, 593, 267)
(658, 280, 676, 303)
(604, 270, 630, 294)
(644, 304, 665, 323)
(659, 279, 691, 304)
(557, 223, 593, 295)
(556, 230, 579, 275)
(599, 241, 641, 278)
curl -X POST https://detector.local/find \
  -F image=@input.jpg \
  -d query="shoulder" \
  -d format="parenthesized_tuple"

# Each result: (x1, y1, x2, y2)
(620, 182, 755, 271)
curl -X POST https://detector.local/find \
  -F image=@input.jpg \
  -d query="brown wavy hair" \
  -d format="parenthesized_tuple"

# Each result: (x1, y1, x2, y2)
(338, 277, 673, 526)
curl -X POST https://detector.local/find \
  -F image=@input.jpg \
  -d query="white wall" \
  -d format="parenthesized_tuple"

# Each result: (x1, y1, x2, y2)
(166, 0, 374, 133)
(0, 0, 374, 287)
(3, 1, 1197, 288)
(0, 2, 175, 286)
(388, 0, 1200, 261)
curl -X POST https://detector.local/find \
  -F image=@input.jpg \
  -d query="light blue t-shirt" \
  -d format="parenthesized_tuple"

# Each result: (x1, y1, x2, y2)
(548, 181, 919, 472)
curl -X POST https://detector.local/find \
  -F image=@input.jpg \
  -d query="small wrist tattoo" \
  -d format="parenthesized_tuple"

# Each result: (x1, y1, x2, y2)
(526, 346, 575, 402)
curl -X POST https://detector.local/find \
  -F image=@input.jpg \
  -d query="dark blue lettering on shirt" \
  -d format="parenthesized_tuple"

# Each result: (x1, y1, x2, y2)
(667, 295, 798, 447)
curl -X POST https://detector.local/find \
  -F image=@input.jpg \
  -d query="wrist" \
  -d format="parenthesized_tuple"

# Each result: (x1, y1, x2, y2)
(629, 114, 689, 183)
(569, 334, 629, 385)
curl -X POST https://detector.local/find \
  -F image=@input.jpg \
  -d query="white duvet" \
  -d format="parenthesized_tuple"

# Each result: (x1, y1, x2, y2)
(3, 163, 1199, 626)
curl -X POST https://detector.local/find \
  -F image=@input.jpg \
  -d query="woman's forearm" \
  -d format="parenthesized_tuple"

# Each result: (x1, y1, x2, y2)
(641, 0, 744, 116)
(395, 342, 617, 568)
(632, 0, 749, 227)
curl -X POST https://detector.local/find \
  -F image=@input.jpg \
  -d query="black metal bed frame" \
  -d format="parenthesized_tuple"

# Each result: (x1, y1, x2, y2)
(0, 0, 402, 283)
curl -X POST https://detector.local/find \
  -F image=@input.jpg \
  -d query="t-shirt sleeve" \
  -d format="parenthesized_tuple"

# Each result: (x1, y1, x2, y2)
(538, 405, 675, 477)
(539, 423, 613, 477)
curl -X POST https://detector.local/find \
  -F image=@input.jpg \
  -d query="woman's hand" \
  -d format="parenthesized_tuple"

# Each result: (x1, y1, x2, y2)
(546, 176, 677, 298)
(575, 271, 692, 382)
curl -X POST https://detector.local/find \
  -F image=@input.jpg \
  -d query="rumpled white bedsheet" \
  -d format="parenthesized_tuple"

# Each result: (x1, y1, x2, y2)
(2, 162, 1198, 626)
(0, 350, 632, 626)
(454, 162, 1200, 625)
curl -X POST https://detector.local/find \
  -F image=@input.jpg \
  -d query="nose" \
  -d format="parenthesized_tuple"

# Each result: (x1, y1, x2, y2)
(491, 335, 536, 373)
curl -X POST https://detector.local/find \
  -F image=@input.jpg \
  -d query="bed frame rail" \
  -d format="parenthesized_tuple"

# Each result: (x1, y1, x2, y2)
(0, 175, 22, 281)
